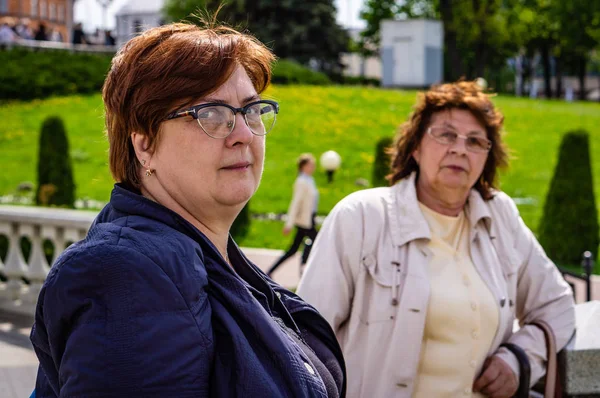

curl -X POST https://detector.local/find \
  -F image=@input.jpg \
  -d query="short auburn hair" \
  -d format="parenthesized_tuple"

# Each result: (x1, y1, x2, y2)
(102, 22, 275, 188)
(388, 81, 509, 200)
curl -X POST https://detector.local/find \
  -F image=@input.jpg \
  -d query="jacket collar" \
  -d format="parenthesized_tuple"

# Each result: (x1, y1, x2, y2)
(388, 172, 494, 247)
(104, 184, 280, 311)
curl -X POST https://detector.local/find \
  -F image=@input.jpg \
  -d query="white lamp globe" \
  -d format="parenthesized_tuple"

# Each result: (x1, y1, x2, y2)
(475, 77, 488, 90)
(320, 150, 342, 172)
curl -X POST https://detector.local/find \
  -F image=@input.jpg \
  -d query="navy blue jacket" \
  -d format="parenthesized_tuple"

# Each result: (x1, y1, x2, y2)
(30, 184, 345, 397)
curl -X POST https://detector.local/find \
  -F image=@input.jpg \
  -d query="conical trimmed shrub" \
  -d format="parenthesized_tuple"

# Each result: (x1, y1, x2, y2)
(372, 136, 393, 187)
(538, 130, 599, 265)
(231, 201, 251, 240)
(35, 116, 75, 207)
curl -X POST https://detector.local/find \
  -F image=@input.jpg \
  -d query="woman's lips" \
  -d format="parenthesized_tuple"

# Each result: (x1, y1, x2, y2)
(222, 162, 251, 170)
(444, 165, 467, 172)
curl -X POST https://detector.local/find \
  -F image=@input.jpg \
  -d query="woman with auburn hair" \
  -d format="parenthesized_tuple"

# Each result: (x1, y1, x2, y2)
(29, 21, 345, 397)
(298, 81, 574, 398)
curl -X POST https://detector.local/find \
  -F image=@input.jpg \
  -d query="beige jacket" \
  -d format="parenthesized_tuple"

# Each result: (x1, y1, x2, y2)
(297, 173, 575, 398)
(285, 174, 318, 229)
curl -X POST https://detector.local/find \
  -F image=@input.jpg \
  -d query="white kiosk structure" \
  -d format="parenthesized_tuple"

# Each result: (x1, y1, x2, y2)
(380, 19, 443, 88)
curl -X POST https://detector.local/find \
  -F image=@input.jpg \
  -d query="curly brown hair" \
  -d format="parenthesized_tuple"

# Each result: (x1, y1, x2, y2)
(387, 81, 509, 200)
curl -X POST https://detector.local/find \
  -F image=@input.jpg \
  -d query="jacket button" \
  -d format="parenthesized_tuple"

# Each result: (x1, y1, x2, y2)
(304, 362, 315, 375)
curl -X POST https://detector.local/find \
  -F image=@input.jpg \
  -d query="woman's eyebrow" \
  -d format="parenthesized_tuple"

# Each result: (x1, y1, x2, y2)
(201, 94, 261, 105)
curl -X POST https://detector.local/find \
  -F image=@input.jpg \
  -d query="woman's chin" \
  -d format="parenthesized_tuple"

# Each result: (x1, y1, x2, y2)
(439, 175, 472, 192)
(219, 186, 256, 207)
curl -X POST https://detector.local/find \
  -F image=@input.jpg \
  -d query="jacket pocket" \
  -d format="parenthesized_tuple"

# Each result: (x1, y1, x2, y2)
(357, 253, 400, 324)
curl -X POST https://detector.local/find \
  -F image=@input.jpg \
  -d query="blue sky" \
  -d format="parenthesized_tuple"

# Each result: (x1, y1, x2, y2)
(75, 0, 366, 32)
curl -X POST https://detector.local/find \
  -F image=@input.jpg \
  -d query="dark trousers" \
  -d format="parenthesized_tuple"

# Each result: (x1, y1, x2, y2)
(268, 217, 318, 276)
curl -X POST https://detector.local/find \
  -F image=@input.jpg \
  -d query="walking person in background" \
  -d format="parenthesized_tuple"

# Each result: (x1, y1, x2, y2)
(34, 23, 47, 41)
(298, 81, 575, 398)
(0, 22, 16, 45)
(72, 23, 87, 44)
(268, 153, 319, 277)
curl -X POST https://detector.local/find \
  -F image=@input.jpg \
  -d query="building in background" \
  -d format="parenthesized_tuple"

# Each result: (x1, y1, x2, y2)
(341, 27, 382, 80)
(381, 19, 443, 88)
(0, 0, 76, 42)
(115, 0, 163, 46)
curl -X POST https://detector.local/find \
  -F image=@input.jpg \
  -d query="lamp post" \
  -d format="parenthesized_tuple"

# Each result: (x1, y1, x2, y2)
(320, 150, 342, 183)
(95, 0, 113, 31)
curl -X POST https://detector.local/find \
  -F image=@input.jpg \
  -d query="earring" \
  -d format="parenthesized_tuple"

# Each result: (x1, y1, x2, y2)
(141, 159, 154, 177)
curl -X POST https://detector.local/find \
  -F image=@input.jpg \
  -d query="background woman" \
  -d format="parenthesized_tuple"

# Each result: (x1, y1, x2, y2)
(298, 81, 574, 398)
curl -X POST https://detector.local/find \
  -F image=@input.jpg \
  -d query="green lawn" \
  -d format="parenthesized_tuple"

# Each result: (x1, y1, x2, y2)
(1, 86, 600, 259)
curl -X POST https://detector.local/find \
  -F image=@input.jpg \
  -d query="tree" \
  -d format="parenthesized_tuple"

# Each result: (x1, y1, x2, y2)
(539, 130, 599, 265)
(231, 201, 251, 240)
(35, 116, 75, 207)
(358, 0, 403, 57)
(163, 0, 349, 76)
(372, 137, 393, 187)
(553, 0, 600, 100)
(370, 0, 516, 82)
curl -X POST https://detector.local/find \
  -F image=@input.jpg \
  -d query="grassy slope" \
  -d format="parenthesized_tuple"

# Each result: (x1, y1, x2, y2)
(1, 86, 600, 257)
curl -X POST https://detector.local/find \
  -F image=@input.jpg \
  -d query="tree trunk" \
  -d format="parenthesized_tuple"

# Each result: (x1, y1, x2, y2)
(555, 56, 563, 99)
(524, 56, 534, 97)
(439, 0, 463, 81)
(578, 56, 587, 101)
(541, 43, 552, 99)
(473, 0, 492, 79)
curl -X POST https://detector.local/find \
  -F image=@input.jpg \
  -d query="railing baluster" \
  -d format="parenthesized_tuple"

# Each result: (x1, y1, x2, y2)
(0, 221, 9, 279)
(23, 225, 50, 310)
(42, 225, 63, 265)
(0, 206, 96, 316)
(3, 223, 28, 302)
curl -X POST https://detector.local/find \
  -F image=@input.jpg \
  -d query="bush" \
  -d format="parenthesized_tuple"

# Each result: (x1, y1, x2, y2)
(231, 201, 251, 240)
(538, 130, 599, 265)
(340, 75, 381, 86)
(272, 59, 331, 85)
(372, 137, 394, 187)
(35, 116, 76, 207)
(0, 48, 112, 100)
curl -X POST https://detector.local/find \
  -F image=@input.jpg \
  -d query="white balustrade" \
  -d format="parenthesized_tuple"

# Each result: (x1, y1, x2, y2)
(0, 206, 97, 315)
(0, 205, 301, 317)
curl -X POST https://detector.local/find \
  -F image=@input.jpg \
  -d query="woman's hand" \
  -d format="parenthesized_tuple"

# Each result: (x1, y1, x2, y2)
(473, 356, 518, 397)
(282, 226, 292, 236)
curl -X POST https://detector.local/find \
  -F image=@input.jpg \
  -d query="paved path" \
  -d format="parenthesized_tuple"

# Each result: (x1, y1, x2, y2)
(0, 312, 37, 398)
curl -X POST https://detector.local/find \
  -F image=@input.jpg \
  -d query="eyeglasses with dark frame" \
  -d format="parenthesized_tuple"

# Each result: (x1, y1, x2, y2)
(165, 100, 280, 139)
(426, 126, 492, 153)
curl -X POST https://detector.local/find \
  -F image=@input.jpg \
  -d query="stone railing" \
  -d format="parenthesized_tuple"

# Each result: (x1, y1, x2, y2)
(0, 206, 299, 316)
(0, 206, 97, 315)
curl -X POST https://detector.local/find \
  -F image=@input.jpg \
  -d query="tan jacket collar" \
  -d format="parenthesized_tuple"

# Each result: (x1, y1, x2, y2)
(389, 172, 494, 247)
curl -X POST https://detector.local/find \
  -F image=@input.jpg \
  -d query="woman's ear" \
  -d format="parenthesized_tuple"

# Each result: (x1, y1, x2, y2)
(131, 132, 152, 162)
(412, 147, 421, 165)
